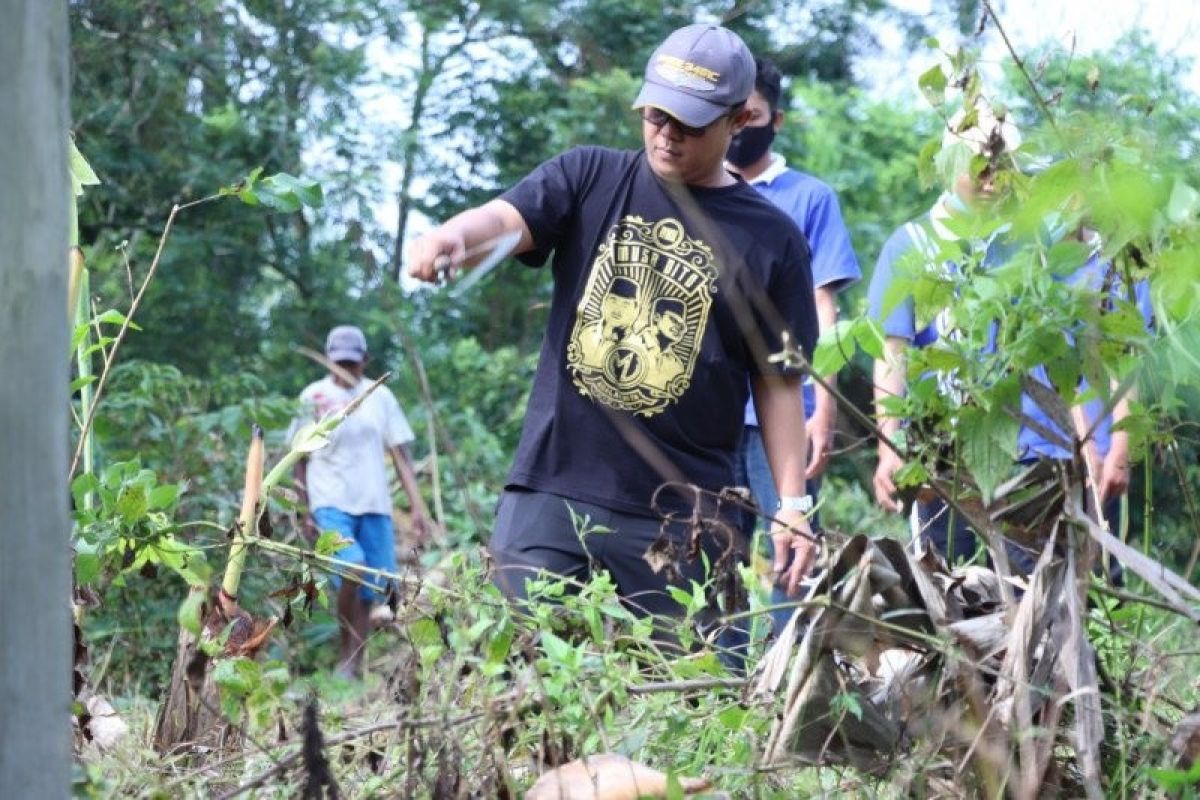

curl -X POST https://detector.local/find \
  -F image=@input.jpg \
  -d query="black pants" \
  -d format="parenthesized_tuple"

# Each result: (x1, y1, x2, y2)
(489, 488, 750, 668)
(490, 488, 743, 617)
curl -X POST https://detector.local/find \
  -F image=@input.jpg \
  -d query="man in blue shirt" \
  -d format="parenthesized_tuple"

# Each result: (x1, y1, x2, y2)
(727, 58, 861, 627)
(868, 105, 1145, 572)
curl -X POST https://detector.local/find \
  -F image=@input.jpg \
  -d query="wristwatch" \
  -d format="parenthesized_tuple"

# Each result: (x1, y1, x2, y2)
(778, 494, 814, 513)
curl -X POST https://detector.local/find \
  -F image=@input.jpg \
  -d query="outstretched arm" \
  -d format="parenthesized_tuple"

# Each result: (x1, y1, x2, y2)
(407, 199, 533, 283)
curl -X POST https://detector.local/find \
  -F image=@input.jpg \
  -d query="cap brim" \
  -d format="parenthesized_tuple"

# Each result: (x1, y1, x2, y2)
(632, 81, 728, 128)
(326, 348, 365, 362)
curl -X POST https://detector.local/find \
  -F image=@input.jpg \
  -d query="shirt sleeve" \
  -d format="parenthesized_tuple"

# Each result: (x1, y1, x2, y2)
(804, 186, 861, 291)
(382, 389, 415, 448)
(499, 147, 592, 267)
(754, 231, 817, 375)
(867, 226, 918, 340)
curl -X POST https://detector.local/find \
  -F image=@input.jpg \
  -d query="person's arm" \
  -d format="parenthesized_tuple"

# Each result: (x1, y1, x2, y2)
(407, 199, 532, 283)
(1099, 425, 1131, 502)
(1087, 388, 1134, 503)
(293, 456, 318, 543)
(390, 444, 434, 544)
(872, 336, 908, 513)
(805, 285, 840, 480)
(752, 373, 815, 597)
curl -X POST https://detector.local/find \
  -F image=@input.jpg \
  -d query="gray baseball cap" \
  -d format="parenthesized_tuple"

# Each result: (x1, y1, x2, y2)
(632, 24, 755, 128)
(325, 325, 368, 362)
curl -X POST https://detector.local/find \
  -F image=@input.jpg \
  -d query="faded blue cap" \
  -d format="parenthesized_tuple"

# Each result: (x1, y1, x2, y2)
(632, 24, 755, 128)
(325, 325, 367, 362)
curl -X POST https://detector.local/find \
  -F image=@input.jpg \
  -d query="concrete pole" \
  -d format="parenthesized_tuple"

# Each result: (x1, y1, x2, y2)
(0, 2, 71, 797)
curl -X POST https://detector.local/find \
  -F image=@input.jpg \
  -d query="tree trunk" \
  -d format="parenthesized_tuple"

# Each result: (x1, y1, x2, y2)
(0, 1, 71, 797)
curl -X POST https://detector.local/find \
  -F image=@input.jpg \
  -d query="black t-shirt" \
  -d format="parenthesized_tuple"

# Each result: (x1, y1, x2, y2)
(500, 146, 816, 517)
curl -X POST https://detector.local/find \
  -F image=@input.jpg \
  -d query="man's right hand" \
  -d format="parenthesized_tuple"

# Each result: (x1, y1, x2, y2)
(407, 228, 467, 283)
(873, 446, 905, 513)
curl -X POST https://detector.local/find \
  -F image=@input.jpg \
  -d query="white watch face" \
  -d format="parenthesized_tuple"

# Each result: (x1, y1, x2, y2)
(779, 495, 813, 513)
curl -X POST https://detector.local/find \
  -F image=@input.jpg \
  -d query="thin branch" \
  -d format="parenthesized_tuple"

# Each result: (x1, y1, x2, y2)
(980, 0, 1060, 133)
(69, 194, 222, 478)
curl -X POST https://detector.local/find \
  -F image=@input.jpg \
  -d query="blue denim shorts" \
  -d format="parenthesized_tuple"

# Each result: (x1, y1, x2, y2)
(311, 507, 396, 602)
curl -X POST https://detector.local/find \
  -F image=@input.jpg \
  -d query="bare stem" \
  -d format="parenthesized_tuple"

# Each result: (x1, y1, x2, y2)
(69, 193, 222, 478)
(980, 0, 1060, 134)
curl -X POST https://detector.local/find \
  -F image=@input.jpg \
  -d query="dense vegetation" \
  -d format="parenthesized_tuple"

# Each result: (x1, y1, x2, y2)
(66, 1, 1199, 796)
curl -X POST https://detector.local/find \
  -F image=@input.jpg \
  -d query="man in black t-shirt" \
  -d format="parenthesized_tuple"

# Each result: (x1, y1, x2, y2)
(408, 24, 819, 633)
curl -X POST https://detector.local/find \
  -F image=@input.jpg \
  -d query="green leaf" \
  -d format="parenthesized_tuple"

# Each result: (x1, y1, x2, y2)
(852, 316, 886, 360)
(224, 167, 264, 202)
(599, 602, 635, 622)
(672, 652, 722, 679)
(201, 103, 241, 133)
(71, 473, 101, 510)
(314, 530, 351, 556)
(157, 540, 212, 587)
(1167, 179, 1200, 224)
(68, 138, 101, 196)
(177, 587, 207, 636)
(583, 604, 603, 643)
(1148, 758, 1200, 790)
(70, 375, 98, 392)
(213, 656, 260, 718)
(71, 321, 91, 352)
(406, 617, 442, 649)
(114, 485, 149, 524)
(485, 621, 514, 664)
(248, 173, 325, 213)
(667, 586, 692, 608)
(892, 460, 928, 489)
(148, 483, 180, 510)
(812, 319, 856, 376)
(958, 406, 1019, 503)
(290, 422, 330, 454)
(539, 630, 573, 664)
(917, 137, 942, 189)
(93, 309, 139, 329)
(918, 65, 947, 108)
(75, 550, 101, 586)
(830, 691, 864, 721)
(465, 618, 492, 642)
(718, 706, 747, 730)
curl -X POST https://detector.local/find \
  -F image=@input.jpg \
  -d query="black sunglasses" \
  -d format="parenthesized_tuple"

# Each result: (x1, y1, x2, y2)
(640, 107, 733, 138)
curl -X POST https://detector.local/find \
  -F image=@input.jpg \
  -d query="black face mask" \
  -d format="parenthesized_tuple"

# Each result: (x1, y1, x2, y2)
(726, 122, 776, 168)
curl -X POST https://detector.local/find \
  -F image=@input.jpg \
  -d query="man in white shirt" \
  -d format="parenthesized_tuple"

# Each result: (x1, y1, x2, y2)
(291, 325, 432, 677)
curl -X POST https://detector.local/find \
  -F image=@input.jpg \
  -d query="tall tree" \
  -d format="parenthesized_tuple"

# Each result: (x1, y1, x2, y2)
(1, 2, 71, 796)
(70, 0, 381, 382)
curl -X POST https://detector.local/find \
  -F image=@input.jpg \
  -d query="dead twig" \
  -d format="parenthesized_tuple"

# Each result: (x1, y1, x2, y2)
(215, 700, 522, 800)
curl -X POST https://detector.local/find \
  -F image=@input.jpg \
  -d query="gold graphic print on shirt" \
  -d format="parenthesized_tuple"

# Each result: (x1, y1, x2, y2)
(567, 216, 718, 417)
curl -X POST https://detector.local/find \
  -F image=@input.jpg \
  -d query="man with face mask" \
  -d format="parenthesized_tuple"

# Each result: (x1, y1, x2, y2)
(726, 57, 861, 633)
